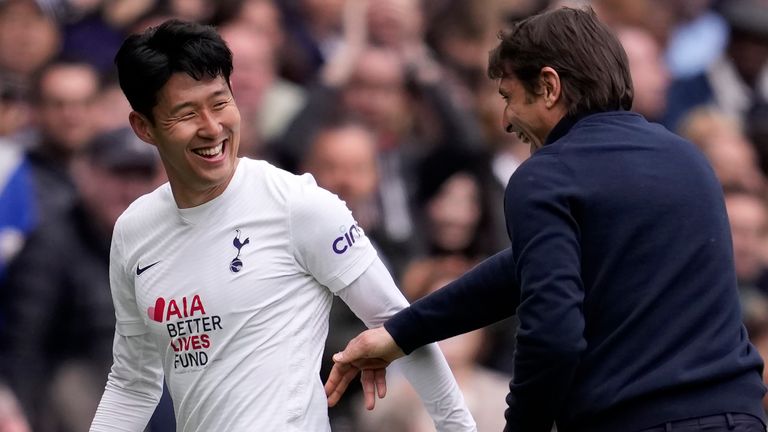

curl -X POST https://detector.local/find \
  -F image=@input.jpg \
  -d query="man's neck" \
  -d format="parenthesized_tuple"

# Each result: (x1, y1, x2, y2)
(170, 158, 240, 209)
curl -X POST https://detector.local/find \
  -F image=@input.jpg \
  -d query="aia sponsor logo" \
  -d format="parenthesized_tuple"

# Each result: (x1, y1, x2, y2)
(147, 294, 224, 370)
(332, 224, 362, 254)
(147, 295, 206, 323)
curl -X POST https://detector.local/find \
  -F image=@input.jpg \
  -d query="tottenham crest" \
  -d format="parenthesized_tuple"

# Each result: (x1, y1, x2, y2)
(230, 229, 250, 273)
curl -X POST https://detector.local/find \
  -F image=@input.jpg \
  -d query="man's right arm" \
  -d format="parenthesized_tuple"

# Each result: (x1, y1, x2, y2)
(90, 332, 164, 431)
(90, 223, 164, 431)
(384, 248, 519, 354)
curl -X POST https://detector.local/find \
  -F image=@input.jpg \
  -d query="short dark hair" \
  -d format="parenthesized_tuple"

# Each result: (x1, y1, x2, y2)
(488, 7, 633, 116)
(114, 19, 233, 123)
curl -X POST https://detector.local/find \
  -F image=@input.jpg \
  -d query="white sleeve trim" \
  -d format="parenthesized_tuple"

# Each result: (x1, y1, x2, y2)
(111, 222, 150, 336)
(324, 247, 378, 292)
(116, 321, 150, 337)
(337, 260, 477, 431)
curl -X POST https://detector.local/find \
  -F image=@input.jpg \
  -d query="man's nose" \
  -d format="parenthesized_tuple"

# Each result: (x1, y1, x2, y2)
(198, 110, 223, 138)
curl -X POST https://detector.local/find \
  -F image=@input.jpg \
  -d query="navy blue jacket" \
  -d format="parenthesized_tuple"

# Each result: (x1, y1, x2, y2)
(386, 111, 766, 432)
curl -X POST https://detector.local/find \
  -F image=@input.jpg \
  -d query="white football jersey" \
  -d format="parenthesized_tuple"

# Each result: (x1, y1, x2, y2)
(110, 158, 377, 431)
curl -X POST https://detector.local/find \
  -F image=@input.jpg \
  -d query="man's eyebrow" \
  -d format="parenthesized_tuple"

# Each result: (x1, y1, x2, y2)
(168, 86, 230, 116)
(210, 89, 229, 99)
(169, 101, 195, 116)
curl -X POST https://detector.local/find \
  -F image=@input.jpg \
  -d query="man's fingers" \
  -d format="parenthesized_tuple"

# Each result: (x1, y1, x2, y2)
(374, 368, 387, 398)
(333, 327, 403, 365)
(325, 363, 359, 407)
(350, 358, 390, 370)
(359, 368, 388, 410)
(361, 369, 376, 410)
(332, 351, 346, 363)
(332, 336, 366, 365)
(325, 361, 351, 394)
(328, 327, 399, 409)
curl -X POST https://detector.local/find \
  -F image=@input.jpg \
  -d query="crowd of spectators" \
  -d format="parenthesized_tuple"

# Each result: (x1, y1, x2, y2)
(0, 0, 767, 430)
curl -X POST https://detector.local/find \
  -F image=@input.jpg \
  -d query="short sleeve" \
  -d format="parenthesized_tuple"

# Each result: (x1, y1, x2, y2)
(110, 223, 150, 336)
(289, 174, 378, 292)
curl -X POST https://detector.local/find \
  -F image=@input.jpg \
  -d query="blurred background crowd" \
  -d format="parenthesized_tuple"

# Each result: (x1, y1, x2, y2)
(0, 0, 767, 430)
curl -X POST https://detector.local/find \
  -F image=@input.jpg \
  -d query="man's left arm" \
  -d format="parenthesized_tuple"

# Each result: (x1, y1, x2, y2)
(289, 176, 476, 431)
(337, 260, 477, 432)
(504, 154, 587, 431)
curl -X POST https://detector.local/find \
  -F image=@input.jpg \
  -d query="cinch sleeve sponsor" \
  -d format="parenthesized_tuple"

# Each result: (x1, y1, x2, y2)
(289, 180, 377, 293)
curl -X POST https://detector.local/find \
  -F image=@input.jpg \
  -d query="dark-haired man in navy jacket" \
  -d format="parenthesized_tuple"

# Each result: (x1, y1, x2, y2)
(326, 6, 767, 432)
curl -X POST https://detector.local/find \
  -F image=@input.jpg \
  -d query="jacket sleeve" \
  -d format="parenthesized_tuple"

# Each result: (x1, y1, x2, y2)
(503, 154, 586, 432)
(384, 248, 519, 354)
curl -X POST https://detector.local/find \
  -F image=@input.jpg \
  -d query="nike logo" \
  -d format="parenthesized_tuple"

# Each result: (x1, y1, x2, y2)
(136, 261, 160, 276)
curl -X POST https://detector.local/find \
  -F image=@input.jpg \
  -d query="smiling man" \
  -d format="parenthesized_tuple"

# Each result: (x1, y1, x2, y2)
(88, 20, 475, 432)
(326, 7, 767, 432)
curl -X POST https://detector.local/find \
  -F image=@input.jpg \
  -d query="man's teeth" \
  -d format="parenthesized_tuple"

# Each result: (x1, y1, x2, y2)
(194, 143, 224, 157)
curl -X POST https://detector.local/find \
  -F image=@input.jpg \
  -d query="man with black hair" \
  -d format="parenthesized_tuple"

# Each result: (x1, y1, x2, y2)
(89, 19, 475, 432)
(327, 7, 767, 432)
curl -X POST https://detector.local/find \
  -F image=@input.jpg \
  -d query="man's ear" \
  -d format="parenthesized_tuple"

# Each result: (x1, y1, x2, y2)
(539, 66, 562, 108)
(129, 111, 156, 146)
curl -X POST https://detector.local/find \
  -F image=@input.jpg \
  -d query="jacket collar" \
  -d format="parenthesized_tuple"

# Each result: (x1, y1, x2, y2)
(545, 110, 605, 145)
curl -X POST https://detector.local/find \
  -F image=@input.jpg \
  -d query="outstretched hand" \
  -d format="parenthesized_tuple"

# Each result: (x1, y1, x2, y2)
(324, 326, 405, 410)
